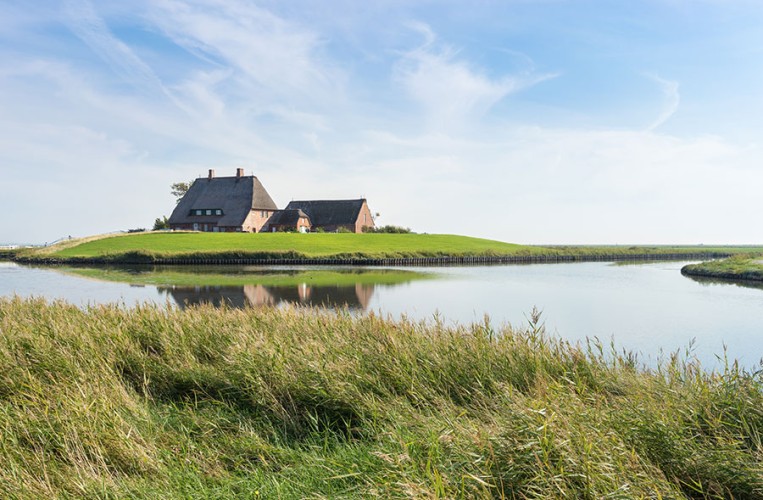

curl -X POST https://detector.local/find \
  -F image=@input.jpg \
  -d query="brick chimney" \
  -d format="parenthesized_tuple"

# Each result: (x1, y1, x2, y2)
(208, 169, 215, 180)
(236, 168, 245, 178)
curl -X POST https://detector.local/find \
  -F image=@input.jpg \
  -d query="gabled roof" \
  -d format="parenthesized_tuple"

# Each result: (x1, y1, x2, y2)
(267, 209, 310, 226)
(168, 175, 277, 227)
(284, 199, 366, 226)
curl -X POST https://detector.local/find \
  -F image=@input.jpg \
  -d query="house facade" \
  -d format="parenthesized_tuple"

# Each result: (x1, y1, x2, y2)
(279, 199, 374, 233)
(168, 169, 375, 234)
(168, 169, 278, 232)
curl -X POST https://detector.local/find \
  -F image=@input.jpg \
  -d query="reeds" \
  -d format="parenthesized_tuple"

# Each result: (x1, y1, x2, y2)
(0, 296, 761, 498)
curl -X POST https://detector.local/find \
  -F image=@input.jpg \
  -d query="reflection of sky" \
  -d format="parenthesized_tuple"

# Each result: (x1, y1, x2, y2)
(2, 261, 763, 370)
(0, 262, 167, 306)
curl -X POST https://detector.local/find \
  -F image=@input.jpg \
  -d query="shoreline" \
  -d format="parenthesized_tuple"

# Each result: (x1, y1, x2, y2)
(8, 251, 731, 267)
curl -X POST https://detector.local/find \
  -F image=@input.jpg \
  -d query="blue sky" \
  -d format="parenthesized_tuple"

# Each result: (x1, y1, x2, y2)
(1, 0, 762, 244)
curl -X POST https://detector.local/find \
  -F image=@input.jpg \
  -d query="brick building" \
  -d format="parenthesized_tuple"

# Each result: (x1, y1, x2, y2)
(168, 169, 375, 233)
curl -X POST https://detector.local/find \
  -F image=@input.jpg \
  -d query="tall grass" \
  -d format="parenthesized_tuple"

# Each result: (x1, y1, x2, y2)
(0, 297, 761, 498)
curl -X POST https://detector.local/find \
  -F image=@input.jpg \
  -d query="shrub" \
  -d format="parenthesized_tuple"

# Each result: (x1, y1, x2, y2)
(363, 225, 413, 234)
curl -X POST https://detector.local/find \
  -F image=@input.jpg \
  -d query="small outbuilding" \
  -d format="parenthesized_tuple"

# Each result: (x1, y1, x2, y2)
(264, 209, 312, 233)
(281, 199, 374, 233)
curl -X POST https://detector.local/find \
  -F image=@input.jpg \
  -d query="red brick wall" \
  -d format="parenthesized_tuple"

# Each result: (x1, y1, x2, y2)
(354, 200, 375, 233)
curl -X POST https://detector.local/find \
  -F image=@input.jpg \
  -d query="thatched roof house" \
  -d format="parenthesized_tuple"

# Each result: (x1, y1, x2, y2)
(168, 169, 277, 232)
(168, 169, 375, 234)
(281, 199, 374, 233)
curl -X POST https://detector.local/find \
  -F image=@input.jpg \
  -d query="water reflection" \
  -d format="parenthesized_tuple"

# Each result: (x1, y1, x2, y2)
(46, 264, 430, 311)
(159, 283, 375, 310)
(682, 273, 763, 291)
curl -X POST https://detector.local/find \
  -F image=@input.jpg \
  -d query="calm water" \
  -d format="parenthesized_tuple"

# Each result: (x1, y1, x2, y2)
(1, 261, 762, 368)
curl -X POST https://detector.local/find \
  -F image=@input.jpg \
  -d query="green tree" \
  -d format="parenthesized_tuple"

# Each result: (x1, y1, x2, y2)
(153, 216, 169, 230)
(171, 181, 192, 203)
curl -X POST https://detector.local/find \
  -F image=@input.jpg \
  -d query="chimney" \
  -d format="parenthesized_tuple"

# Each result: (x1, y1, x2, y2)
(208, 169, 215, 180)
(236, 168, 245, 178)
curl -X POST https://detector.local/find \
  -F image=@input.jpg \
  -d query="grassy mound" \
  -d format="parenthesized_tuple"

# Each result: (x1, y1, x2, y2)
(13, 232, 757, 264)
(1, 297, 761, 498)
(682, 255, 763, 282)
(45, 232, 535, 260)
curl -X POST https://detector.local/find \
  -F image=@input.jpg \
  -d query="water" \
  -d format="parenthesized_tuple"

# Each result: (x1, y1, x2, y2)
(1, 261, 761, 369)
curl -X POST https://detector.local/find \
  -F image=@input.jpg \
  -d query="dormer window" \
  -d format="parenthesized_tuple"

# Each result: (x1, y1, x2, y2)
(190, 208, 223, 216)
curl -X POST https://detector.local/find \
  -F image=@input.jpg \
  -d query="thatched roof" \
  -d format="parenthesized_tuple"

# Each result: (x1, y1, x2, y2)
(168, 175, 277, 227)
(267, 209, 310, 226)
(284, 199, 366, 226)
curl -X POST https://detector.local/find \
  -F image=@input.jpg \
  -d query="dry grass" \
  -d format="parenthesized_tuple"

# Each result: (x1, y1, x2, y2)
(1, 298, 761, 498)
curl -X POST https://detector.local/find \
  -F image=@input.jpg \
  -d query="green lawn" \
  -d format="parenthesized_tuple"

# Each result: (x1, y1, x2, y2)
(47, 232, 539, 259)
(13, 232, 763, 266)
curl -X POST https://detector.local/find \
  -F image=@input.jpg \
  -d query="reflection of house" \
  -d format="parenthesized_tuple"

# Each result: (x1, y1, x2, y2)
(160, 284, 276, 308)
(168, 169, 277, 232)
(161, 283, 374, 310)
(168, 169, 375, 233)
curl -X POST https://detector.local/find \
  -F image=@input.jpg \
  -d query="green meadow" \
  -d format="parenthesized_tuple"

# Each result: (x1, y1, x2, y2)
(12, 231, 761, 264)
(1, 297, 761, 498)
(48, 232, 534, 259)
(682, 255, 763, 282)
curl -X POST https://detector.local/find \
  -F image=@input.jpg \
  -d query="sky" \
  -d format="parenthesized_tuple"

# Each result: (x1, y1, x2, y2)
(1, 0, 762, 245)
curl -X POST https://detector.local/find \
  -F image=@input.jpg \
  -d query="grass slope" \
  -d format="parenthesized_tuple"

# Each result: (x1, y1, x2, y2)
(1, 297, 762, 498)
(46, 232, 535, 260)
(17, 232, 761, 264)
(682, 255, 763, 282)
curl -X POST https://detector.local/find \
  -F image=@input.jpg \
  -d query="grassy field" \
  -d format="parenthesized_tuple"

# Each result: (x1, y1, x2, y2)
(47, 232, 535, 259)
(12, 231, 762, 264)
(57, 265, 434, 287)
(682, 255, 763, 282)
(1, 297, 762, 498)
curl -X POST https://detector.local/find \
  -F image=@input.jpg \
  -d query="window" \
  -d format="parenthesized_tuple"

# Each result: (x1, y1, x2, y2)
(261, 210, 268, 218)
(215, 209, 222, 215)
(206, 209, 212, 215)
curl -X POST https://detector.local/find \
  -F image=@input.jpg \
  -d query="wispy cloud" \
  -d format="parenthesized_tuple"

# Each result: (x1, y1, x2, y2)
(646, 74, 680, 131)
(146, 0, 343, 102)
(394, 22, 556, 127)
(62, 0, 170, 98)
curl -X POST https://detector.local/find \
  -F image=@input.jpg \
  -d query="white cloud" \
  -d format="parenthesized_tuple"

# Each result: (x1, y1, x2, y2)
(62, 0, 171, 99)
(146, 0, 343, 102)
(646, 74, 680, 131)
(394, 22, 556, 128)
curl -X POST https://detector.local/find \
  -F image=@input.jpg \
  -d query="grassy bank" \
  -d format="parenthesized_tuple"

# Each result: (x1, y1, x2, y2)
(12, 231, 758, 264)
(682, 255, 763, 282)
(0, 248, 19, 260)
(1, 297, 762, 498)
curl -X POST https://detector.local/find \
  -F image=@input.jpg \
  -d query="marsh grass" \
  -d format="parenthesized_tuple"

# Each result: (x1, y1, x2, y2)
(683, 255, 763, 282)
(1, 297, 762, 498)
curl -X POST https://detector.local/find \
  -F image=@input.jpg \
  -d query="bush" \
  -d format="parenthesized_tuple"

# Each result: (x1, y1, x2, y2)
(336, 226, 353, 233)
(363, 225, 412, 234)
(153, 216, 169, 231)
